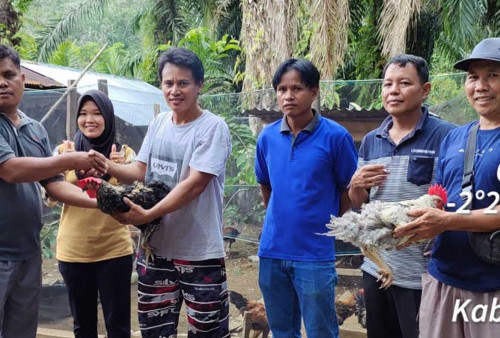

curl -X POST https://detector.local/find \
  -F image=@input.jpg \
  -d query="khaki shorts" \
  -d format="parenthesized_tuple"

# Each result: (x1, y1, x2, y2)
(419, 273, 500, 338)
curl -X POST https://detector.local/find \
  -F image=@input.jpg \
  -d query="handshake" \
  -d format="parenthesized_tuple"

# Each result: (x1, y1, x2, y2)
(60, 141, 125, 178)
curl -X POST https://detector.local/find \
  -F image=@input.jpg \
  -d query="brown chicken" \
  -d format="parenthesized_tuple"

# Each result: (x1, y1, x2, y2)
(229, 290, 269, 338)
(335, 289, 366, 328)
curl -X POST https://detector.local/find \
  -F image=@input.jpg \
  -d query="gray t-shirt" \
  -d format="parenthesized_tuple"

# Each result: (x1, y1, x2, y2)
(136, 110, 231, 260)
(0, 111, 62, 260)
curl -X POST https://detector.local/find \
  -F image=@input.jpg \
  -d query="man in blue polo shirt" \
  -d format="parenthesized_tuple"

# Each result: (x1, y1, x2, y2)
(395, 38, 500, 337)
(348, 54, 455, 338)
(255, 59, 357, 337)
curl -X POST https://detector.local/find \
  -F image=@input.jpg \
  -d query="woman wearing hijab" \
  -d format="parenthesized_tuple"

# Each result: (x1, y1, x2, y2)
(55, 90, 135, 338)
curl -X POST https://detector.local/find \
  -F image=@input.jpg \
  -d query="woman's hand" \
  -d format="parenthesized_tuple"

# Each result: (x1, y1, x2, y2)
(109, 144, 125, 164)
(62, 140, 74, 153)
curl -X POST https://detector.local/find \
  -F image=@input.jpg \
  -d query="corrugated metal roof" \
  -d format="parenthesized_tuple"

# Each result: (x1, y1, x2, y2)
(21, 61, 169, 126)
(22, 66, 65, 89)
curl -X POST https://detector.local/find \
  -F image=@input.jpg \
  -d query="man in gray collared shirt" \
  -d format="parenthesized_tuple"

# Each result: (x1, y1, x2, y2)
(0, 44, 106, 338)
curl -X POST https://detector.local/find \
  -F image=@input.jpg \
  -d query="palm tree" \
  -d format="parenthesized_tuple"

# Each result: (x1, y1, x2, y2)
(308, 0, 350, 79)
(377, 0, 421, 57)
(0, 0, 34, 46)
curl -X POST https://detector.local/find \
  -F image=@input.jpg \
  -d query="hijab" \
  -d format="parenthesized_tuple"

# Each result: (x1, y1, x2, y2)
(73, 89, 119, 181)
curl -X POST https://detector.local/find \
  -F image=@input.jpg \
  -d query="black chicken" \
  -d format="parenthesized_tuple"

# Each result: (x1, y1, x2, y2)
(78, 177, 170, 262)
(223, 226, 240, 257)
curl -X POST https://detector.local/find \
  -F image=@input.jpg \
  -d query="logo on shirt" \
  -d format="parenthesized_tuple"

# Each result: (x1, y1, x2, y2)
(151, 158, 177, 178)
(410, 149, 436, 155)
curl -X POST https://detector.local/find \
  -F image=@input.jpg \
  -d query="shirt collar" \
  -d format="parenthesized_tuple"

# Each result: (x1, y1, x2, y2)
(280, 109, 320, 133)
(376, 106, 429, 139)
(0, 110, 31, 127)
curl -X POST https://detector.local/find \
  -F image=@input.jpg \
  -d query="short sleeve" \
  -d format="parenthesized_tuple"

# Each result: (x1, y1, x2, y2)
(0, 133, 15, 165)
(37, 125, 64, 186)
(357, 136, 367, 168)
(136, 116, 159, 164)
(333, 132, 358, 188)
(123, 145, 136, 164)
(189, 120, 231, 176)
(254, 134, 270, 185)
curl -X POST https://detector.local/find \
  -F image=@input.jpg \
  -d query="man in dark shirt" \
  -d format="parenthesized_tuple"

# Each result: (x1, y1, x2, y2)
(0, 44, 106, 338)
(394, 38, 500, 338)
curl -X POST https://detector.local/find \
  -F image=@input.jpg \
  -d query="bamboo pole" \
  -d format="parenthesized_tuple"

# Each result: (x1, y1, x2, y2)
(40, 43, 109, 124)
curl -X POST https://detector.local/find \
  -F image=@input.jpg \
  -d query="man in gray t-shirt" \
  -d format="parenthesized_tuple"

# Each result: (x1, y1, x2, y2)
(0, 44, 107, 338)
(106, 48, 231, 338)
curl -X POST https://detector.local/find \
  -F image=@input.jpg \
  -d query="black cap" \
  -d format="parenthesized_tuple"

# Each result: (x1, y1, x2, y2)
(454, 38, 500, 71)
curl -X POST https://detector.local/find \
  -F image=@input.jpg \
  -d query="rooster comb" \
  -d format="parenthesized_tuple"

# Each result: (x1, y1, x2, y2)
(76, 177, 102, 188)
(427, 184, 447, 205)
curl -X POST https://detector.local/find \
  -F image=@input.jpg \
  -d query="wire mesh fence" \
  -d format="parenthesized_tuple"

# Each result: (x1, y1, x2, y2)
(34, 73, 477, 256)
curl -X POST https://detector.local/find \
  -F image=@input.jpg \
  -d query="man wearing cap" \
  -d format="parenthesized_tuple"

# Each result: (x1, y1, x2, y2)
(394, 38, 500, 337)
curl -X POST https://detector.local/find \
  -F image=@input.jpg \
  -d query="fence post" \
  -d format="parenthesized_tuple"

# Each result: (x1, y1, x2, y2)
(98, 79, 108, 95)
(243, 311, 252, 338)
(66, 79, 78, 140)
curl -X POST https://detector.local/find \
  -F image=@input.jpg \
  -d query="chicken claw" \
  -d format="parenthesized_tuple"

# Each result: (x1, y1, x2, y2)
(377, 269, 393, 289)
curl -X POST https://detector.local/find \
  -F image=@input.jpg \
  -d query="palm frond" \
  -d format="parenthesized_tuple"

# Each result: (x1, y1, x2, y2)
(47, 40, 80, 67)
(309, 0, 350, 79)
(153, 0, 189, 45)
(377, 0, 421, 57)
(441, 0, 486, 52)
(12, 0, 36, 14)
(38, 0, 109, 61)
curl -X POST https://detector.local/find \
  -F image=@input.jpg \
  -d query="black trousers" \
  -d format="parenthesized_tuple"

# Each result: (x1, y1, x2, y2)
(59, 254, 133, 338)
(363, 271, 421, 338)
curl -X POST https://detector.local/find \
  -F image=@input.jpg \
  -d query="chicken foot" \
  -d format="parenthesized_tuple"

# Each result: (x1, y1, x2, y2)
(361, 246, 393, 289)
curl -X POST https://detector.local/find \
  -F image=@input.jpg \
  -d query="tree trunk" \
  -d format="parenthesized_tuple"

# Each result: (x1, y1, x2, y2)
(240, 0, 299, 135)
(0, 0, 20, 46)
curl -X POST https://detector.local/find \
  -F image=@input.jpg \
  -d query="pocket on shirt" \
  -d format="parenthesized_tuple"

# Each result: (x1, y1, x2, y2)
(407, 156, 434, 186)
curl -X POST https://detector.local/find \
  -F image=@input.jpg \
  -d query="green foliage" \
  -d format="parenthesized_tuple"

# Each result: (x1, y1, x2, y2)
(12, 0, 36, 14)
(41, 206, 62, 259)
(223, 197, 265, 227)
(201, 94, 256, 186)
(47, 40, 80, 67)
(340, 3, 385, 80)
(441, 0, 486, 56)
(320, 85, 341, 109)
(14, 30, 38, 60)
(179, 27, 242, 94)
(225, 120, 256, 186)
(37, 0, 110, 61)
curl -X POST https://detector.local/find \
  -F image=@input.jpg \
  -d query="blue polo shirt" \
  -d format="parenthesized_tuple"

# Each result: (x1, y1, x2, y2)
(255, 111, 357, 261)
(358, 108, 456, 288)
(430, 121, 500, 292)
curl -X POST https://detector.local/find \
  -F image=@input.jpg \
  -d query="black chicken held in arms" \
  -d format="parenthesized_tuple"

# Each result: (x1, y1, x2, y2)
(78, 177, 170, 262)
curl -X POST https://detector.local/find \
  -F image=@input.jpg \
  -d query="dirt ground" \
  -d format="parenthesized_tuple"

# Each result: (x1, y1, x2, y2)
(39, 237, 366, 337)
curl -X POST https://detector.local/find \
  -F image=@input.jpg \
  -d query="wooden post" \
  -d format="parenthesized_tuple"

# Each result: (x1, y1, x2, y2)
(66, 80, 78, 140)
(243, 311, 252, 338)
(154, 103, 161, 117)
(97, 79, 108, 95)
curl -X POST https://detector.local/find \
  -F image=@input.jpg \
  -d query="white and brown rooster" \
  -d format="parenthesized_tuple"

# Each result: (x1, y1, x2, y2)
(323, 184, 447, 288)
